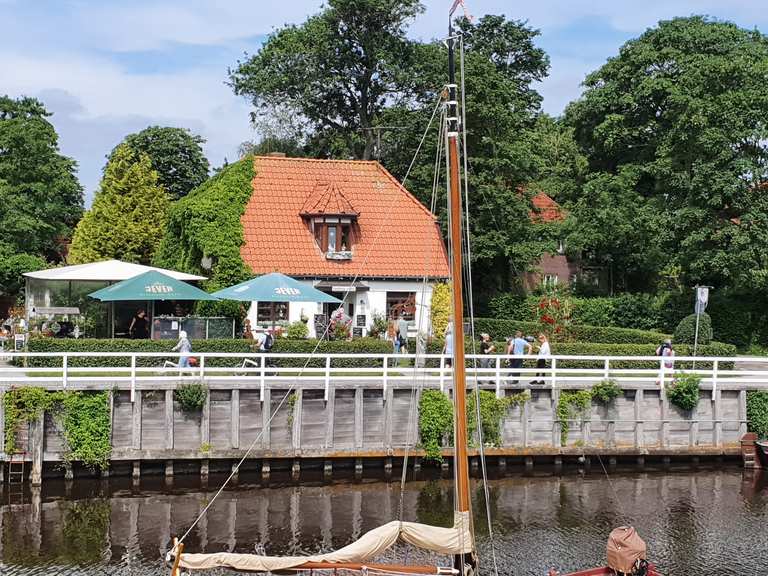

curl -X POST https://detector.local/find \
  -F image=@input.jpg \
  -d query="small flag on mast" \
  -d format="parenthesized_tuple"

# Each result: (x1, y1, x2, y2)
(695, 286, 709, 315)
(449, 0, 473, 20)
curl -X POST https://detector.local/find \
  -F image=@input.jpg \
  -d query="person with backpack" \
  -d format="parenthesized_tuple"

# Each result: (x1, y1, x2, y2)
(656, 339, 674, 384)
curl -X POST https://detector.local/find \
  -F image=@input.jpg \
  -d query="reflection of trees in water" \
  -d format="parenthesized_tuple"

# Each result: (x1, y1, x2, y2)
(471, 483, 500, 537)
(58, 499, 111, 565)
(416, 482, 453, 528)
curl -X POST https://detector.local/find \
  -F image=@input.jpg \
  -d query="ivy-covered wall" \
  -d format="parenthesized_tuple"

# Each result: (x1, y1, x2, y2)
(154, 155, 255, 292)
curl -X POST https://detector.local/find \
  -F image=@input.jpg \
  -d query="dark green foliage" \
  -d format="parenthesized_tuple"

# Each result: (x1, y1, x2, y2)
(474, 317, 669, 345)
(154, 156, 254, 294)
(4, 388, 111, 469)
(174, 382, 208, 412)
(59, 392, 111, 470)
(674, 313, 713, 345)
(0, 251, 47, 300)
(115, 126, 209, 200)
(0, 96, 83, 261)
(557, 390, 592, 445)
(467, 390, 529, 447)
(566, 17, 768, 290)
(418, 390, 454, 462)
(747, 391, 768, 440)
(286, 321, 309, 339)
(591, 379, 621, 405)
(667, 373, 701, 412)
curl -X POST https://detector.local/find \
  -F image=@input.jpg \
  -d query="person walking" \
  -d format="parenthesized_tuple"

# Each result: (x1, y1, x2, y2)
(172, 330, 192, 369)
(397, 315, 409, 355)
(532, 332, 551, 385)
(129, 309, 149, 339)
(443, 322, 454, 368)
(506, 330, 532, 384)
(479, 333, 496, 383)
(656, 339, 675, 385)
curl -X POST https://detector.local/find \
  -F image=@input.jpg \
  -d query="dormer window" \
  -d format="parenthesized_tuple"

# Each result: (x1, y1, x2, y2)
(301, 180, 359, 261)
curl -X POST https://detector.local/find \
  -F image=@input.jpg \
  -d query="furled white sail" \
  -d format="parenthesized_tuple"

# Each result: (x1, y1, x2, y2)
(172, 512, 473, 573)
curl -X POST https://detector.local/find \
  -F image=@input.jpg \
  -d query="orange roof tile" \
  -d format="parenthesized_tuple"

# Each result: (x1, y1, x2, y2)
(530, 191, 566, 223)
(241, 156, 450, 279)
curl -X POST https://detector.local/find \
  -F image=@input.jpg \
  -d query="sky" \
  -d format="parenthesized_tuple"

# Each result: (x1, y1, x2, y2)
(2, 1, 768, 204)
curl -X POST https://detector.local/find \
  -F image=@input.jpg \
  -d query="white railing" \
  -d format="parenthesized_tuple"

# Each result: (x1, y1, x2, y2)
(1, 352, 767, 401)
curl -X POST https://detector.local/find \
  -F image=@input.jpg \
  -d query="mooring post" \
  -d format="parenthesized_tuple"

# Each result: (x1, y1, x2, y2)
(354, 458, 363, 480)
(261, 459, 271, 483)
(30, 413, 44, 486)
(323, 459, 333, 481)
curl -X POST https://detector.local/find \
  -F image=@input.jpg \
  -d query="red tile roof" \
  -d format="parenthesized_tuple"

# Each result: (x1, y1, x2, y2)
(300, 180, 359, 216)
(241, 156, 450, 279)
(530, 191, 566, 223)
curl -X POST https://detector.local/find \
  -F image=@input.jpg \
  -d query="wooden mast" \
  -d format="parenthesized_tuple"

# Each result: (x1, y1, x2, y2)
(446, 13, 475, 574)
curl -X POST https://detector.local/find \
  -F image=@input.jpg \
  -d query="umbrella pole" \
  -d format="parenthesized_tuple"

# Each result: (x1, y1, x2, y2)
(151, 301, 155, 339)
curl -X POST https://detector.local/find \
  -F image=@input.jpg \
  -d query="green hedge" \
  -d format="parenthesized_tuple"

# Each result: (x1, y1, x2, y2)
(473, 318, 669, 345)
(25, 337, 392, 369)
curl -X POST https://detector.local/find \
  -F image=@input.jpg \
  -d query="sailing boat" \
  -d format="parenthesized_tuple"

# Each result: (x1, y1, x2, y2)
(167, 5, 659, 576)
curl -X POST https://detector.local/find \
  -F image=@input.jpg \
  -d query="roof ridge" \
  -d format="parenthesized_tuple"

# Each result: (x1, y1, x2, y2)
(255, 155, 379, 164)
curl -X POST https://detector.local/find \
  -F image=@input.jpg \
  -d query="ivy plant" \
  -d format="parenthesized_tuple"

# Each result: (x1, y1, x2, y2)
(418, 390, 454, 462)
(667, 373, 700, 412)
(747, 390, 768, 440)
(557, 390, 592, 446)
(591, 379, 621, 405)
(467, 390, 529, 447)
(174, 382, 208, 412)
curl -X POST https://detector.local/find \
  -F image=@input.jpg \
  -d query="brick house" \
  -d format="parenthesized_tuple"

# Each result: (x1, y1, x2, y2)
(523, 191, 580, 290)
(241, 155, 450, 336)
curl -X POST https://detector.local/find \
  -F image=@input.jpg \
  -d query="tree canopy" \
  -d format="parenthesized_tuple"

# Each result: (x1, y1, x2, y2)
(0, 96, 83, 260)
(69, 144, 170, 265)
(566, 16, 768, 291)
(112, 126, 209, 201)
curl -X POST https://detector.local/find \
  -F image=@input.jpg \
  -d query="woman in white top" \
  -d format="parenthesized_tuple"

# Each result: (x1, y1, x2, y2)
(533, 332, 551, 385)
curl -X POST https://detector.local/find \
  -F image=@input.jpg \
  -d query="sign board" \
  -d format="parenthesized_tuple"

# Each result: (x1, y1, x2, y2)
(34, 307, 81, 316)
(14, 334, 25, 351)
(356, 315, 366, 327)
(314, 314, 328, 339)
(352, 327, 364, 338)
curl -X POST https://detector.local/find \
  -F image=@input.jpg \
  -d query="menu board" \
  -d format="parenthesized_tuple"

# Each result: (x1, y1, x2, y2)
(356, 315, 366, 327)
(352, 327, 364, 338)
(314, 314, 328, 339)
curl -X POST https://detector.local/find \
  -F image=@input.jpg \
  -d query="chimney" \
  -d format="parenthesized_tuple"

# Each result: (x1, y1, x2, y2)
(267, 152, 287, 157)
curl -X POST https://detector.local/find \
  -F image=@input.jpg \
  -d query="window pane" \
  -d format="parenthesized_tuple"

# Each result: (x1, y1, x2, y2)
(327, 226, 337, 251)
(386, 292, 416, 321)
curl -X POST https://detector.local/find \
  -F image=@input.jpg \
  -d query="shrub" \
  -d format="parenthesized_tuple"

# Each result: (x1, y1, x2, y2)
(467, 390, 529, 447)
(747, 391, 768, 440)
(286, 321, 309, 339)
(557, 390, 592, 445)
(174, 382, 208, 412)
(667, 373, 701, 412)
(473, 318, 669, 345)
(591, 379, 621, 404)
(674, 313, 712, 345)
(430, 283, 452, 337)
(418, 390, 454, 462)
(368, 313, 388, 339)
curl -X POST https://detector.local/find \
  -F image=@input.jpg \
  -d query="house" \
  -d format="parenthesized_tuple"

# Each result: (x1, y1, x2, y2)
(241, 154, 450, 337)
(523, 191, 580, 290)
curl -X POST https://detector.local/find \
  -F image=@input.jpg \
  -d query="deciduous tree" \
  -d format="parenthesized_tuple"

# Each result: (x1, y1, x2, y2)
(113, 126, 209, 200)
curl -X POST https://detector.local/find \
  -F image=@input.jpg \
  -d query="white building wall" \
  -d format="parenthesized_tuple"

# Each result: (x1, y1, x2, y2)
(246, 278, 440, 338)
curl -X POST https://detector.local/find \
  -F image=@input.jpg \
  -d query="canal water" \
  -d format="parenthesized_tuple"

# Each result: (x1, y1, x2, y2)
(0, 467, 766, 576)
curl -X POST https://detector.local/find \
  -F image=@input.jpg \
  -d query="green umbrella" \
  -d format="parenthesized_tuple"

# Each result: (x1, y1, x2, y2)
(89, 270, 218, 301)
(211, 272, 341, 303)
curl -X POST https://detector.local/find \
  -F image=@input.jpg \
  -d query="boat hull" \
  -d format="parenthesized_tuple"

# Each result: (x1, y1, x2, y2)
(562, 565, 661, 576)
(757, 441, 768, 466)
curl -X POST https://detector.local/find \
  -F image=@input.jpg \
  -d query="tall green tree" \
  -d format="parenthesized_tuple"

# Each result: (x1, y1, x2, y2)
(112, 126, 209, 200)
(566, 16, 768, 290)
(0, 96, 83, 260)
(229, 0, 424, 160)
(69, 145, 169, 265)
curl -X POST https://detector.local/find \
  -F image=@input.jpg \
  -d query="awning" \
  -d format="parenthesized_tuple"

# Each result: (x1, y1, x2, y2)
(24, 259, 207, 282)
(212, 273, 342, 303)
(88, 271, 218, 301)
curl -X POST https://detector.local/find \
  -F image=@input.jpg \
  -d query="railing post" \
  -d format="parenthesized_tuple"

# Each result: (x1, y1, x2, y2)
(659, 357, 665, 391)
(260, 355, 266, 402)
(130, 354, 137, 403)
(711, 360, 718, 401)
(325, 356, 332, 401)
(62, 354, 68, 389)
(604, 358, 610, 380)
(199, 354, 206, 382)
(551, 358, 557, 389)
(495, 356, 501, 398)
(380, 356, 389, 402)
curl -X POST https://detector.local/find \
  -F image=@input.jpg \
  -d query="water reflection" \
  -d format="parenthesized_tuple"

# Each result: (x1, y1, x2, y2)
(0, 469, 766, 576)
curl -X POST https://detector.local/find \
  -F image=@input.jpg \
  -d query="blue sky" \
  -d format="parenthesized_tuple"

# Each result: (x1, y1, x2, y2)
(3, 1, 767, 203)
